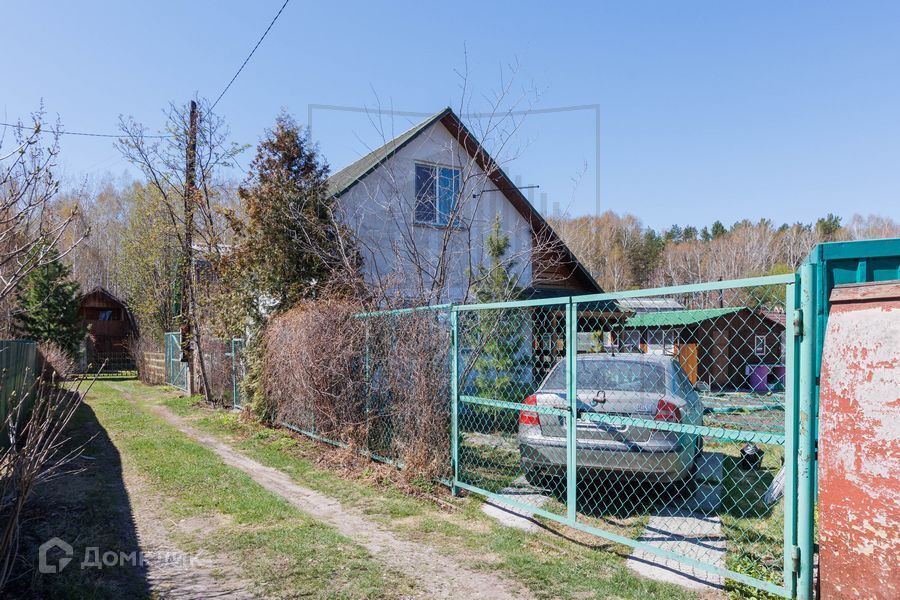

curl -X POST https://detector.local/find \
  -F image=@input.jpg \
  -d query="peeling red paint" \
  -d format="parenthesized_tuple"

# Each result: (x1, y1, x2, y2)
(819, 281, 900, 599)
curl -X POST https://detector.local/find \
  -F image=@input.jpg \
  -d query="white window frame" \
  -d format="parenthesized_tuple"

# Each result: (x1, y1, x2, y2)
(754, 334, 767, 356)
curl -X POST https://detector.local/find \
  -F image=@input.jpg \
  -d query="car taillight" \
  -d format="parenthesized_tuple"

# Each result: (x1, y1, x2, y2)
(655, 397, 681, 423)
(520, 395, 540, 425)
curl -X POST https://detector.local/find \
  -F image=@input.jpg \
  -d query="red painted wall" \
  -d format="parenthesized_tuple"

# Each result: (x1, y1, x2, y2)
(819, 281, 900, 599)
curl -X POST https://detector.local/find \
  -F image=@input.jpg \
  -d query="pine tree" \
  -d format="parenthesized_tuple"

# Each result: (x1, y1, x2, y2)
(14, 247, 84, 355)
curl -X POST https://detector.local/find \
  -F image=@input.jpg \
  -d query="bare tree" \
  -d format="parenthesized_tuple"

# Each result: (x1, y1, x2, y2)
(333, 65, 582, 308)
(0, 112, 83, 317)
(116, 99, 244, 402)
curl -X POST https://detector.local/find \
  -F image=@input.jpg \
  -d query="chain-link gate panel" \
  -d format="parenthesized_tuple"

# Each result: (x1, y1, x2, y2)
(452, 276, 797, 598)
(455, 300, 570, 510)
(164, 331, 189, 392)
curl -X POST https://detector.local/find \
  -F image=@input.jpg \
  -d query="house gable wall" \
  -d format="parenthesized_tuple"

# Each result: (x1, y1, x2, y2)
(337, 120, 533, 303)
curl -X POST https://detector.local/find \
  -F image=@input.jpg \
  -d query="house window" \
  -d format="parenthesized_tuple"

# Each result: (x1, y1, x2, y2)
(98, 310, 113, 321)
(754, 335, 767, 356)
(415, 163, 460, 226)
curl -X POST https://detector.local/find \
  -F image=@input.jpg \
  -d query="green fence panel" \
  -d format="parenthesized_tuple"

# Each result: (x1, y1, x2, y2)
(163, 332, 189, 392)
(230, 338, 245, 409)
(452, 278, 796, 597)
(0, 340, 39, 442)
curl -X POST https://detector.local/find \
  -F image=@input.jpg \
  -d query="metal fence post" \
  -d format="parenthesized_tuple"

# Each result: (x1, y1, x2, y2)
(450, 307, 460, 496)
(565, 297, 577, 523)
(797, 264, 817, 600)
(783, 277, 800, 597)
(230, 338, 238, 409)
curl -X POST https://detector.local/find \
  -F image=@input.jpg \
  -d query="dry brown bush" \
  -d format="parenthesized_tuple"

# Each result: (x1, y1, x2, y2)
(264, 300, 368, 448)
(36, 342, 76, 381)
(262, 299, 450, 481)
(368, 312, 450, 479)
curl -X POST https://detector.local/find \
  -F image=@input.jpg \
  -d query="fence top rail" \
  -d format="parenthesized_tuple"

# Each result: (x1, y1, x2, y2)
(572, 273, 797, 303)
(353, 303, 452, 319)
(451, 273, 796, 313)
(453, 295, 569, 312)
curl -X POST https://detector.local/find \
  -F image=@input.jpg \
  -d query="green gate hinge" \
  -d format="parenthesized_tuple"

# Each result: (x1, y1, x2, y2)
(792, 545, 801, 573)
(793, 309, 804, 337)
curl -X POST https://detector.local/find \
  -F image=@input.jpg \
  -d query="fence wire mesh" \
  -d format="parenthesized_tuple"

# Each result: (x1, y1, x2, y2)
(455, 282, 790, 596)
(277, 307, 452, 479)
(164, 332, 189, 392)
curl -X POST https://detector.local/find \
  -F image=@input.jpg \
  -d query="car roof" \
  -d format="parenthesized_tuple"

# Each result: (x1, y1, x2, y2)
(575, 353, 675, 365)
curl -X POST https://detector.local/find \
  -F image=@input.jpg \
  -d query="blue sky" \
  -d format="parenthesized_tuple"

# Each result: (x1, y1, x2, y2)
(3, 1, 899, 229)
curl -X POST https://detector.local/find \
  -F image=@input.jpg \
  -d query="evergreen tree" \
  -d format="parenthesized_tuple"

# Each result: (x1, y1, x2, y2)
(14, 247, 84, 355)
(472, 216, 525, 431)
(711, 220, 728, 239)
(626, 229, 665, 288)
(216, 112, 353, 334)
(815, 213, 842, 241)
(474, 216, 522, 303)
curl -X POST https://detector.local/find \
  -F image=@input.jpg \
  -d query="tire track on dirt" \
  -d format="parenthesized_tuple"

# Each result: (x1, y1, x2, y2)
(143, 398, 532, 599)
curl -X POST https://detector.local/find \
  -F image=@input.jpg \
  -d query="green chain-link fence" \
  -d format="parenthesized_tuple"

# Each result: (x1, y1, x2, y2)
(453, 276, 797, 597)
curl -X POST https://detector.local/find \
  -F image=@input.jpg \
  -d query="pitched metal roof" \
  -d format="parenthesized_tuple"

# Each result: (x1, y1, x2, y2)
(624, 306, 743, 328)
(327, 108, 451, 198)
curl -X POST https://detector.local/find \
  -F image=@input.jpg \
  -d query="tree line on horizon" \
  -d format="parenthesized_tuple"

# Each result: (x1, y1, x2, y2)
(549, 211, 898, 292)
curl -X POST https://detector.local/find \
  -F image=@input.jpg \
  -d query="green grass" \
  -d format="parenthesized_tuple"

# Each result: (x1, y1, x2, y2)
(79, 380, 416, 599)
(162, 390, 697, 600)
(707, 440, 786, 599)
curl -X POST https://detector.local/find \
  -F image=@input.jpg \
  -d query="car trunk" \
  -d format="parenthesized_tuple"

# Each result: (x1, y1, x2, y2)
(535, 390, 660, 443)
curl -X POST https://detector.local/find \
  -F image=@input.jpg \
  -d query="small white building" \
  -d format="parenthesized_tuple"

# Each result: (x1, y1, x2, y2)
(328, 108, 600, 304)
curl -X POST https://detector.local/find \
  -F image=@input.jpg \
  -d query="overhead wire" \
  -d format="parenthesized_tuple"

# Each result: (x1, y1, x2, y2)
(0, 121, 172, 139)
(209, 0, 291, 111)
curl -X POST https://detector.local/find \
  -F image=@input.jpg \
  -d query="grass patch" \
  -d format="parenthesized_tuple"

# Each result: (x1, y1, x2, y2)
(707, 440, 786, 599)
(82, 380, 416, 599)
(162, 390, 697, 600)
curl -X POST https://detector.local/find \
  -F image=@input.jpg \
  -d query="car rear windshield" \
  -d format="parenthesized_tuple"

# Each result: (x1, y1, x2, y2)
(541, 359, 666, 394)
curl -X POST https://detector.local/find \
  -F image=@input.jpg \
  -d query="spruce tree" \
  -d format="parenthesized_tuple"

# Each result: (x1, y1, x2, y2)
(14, 247, 84, 355)
(216, 112, 354, 335)
(472, 216, 525, 431)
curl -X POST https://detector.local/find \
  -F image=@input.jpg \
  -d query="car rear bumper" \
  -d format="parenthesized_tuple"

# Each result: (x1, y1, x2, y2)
(518, 434, 696, 483)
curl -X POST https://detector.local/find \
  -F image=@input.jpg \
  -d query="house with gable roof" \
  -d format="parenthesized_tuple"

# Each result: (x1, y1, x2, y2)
(327, 107, 601, 304)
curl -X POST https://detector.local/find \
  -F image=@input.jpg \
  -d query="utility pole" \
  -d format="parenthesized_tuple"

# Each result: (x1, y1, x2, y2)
(180, 99, 198, 394)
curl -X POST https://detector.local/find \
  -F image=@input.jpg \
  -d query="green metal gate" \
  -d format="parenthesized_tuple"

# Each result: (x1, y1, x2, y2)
(164, 331, 189, 392)
(451, 274, 810, 598)
(230, 338, 246, 409)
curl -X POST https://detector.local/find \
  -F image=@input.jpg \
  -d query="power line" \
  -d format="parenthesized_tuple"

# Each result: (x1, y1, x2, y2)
(0, 120, 172, 139)
(210, 0, 291, 111)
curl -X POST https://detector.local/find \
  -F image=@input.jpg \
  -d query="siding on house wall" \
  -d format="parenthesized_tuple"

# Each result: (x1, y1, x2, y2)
(337, 120, 533, 303)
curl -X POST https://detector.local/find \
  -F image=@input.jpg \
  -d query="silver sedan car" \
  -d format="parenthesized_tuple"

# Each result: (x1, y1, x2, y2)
(518, 353, 703, 486)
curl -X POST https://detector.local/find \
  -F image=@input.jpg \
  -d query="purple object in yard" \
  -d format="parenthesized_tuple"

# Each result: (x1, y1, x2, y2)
(771, 365, 786, 389)
(749, 365, 771, 392)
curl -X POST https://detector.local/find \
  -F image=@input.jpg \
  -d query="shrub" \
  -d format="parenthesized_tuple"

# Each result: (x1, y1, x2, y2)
(259, 299, 450, 480)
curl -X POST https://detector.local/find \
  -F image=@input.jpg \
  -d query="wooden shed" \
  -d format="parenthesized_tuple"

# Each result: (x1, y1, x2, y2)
(79, 286, 137, 364)
(618, 306, 786, 391)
